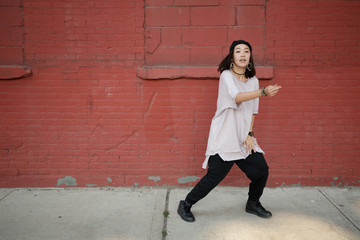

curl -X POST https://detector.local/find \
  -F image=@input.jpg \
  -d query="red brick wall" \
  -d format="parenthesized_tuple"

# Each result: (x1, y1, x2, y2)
(0, 0, 359, 187)
(0, 0, 23, 66)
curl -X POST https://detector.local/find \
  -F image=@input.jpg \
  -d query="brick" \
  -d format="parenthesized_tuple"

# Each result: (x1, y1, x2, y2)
(182, 27, 227, 46)
(0, 169, 18, 176)
(0, 162, 9, 168)
(236, 6, 265, 26)
(160, 27, 182, 46)
(0, 7, 22, 26)
(145, 7, 190, 27)
(28, 162, 47, 169)
(0, 27, 23, 46)
(174, 0, 220, 6)
(221, 0, 266, 5)
(145, 28, 160, 54)
(227, 27, 264, 46)
(146, 46, 190, 65)
(0, 0, 21, 7)
(189, 46, 223, 65)
(0, 47, 23, 64)
(191, 6, 235, 26)
(251, 46, 265, 65)
(145, 0, 174, 6)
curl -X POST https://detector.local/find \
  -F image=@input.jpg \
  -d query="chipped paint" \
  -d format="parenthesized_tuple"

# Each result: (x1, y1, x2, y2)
(86, 184, 97, 187)
(148, 176, 161, 182)
(107, 178, 112, 183)
(331, 181, 342, 187)
(57, 176, 77, 186)
(331, 177, 341, 187)
(177, 176, 200, 184)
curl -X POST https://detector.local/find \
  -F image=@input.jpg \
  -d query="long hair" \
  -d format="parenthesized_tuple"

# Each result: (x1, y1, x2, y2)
(217, 42, 256, 79)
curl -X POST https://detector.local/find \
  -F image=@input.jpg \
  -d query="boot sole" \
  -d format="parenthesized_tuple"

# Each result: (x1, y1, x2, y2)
(177, 209, 195, 222)
(246, 208, 272, 218)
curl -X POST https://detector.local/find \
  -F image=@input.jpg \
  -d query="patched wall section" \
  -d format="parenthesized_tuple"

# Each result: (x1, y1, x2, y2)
(138, 0, 272, 80)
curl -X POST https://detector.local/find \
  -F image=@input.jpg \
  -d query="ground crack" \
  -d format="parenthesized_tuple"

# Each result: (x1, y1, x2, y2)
(317, 188, 360, 232)
(162, 188, 170, 240)
(0, 189, 15, 202)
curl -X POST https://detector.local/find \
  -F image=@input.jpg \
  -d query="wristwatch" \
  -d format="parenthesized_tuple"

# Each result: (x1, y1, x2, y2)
(261, 87, 267, 96)
(248, 131, 254, 137)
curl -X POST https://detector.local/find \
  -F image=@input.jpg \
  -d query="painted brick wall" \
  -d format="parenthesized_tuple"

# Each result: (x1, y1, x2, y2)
(144, 0, 266, 66)
(0, 0, 23, 66)
(0, 0, 359, 187)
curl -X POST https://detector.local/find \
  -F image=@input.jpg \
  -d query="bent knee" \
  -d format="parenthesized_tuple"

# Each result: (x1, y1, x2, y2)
(248, 166, 269, 181)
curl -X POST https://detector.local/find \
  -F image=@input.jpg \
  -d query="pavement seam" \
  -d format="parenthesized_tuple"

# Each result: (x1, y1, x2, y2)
(162, 188, 170, 240)
(0, 189, 15, 202)
(317, 188, 360, 232)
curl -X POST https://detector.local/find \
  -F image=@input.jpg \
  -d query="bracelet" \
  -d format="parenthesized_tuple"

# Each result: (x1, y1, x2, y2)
(261, 87, 267, 96)
(248, 131, 254, 137)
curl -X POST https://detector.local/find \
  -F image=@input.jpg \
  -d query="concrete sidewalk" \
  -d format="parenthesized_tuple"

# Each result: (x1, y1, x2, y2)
(0, 187, 359, 240)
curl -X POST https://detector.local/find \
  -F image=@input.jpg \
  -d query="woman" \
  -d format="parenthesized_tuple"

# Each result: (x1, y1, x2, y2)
(178, 40, 281, 222)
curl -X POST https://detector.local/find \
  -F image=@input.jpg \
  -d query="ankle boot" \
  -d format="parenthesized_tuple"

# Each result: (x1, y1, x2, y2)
(246, 200, 272, 218)
(177, 200, 195, 222)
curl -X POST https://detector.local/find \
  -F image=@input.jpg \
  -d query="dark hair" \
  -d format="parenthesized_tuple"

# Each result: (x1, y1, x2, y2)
(218, 40, 256, 78)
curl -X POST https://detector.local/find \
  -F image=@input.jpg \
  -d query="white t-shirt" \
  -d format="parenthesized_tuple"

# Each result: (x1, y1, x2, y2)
(203, 70, 265, 169)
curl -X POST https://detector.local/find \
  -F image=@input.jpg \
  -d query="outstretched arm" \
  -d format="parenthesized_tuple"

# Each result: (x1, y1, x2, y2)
(235, 84, 281, 104)
(240, 84, 281, 153)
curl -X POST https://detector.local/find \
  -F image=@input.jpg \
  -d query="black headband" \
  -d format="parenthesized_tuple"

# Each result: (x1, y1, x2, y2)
(229, 40, 252, 52)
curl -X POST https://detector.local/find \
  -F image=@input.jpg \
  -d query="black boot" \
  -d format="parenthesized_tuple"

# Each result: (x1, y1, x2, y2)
(246, 200, 272, 218)
(177, 200, 195, 222)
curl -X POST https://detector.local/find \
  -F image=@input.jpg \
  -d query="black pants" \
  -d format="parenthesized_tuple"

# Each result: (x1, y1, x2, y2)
(185, 152, 269, 205)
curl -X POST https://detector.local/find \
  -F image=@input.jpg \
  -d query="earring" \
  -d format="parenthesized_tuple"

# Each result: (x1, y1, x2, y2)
(247, 63, 252, 71)
(230, 62, 234, 69)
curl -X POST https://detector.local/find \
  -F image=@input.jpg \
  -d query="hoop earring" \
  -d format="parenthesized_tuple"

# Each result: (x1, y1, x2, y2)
(230, 62, 234, 69)
(247, 63, 252, 71)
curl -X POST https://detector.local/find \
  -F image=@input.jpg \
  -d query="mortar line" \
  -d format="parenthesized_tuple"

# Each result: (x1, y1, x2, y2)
(317, 188, 360, 232)
(162, 188, 170, 240)
(0, 189, 16, 202)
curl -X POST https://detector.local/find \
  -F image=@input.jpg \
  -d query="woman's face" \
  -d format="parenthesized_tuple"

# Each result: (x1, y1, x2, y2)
(232, 44, 251, 68)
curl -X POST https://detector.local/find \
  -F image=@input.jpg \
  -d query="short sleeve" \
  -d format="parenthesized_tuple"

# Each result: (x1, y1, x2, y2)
(219, 71, 239, 104)
(253, 77, 259, 114)
(253, 97, 259, 114)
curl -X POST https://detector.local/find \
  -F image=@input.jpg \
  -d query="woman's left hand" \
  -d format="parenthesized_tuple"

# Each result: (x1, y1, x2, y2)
(244, 135, 256, 154)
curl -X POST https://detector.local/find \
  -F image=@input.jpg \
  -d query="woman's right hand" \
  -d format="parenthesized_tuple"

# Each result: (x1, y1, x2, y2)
(265, 84, 281, 96)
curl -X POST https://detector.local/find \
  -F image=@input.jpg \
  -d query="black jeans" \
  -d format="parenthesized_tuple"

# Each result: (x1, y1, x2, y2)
(185, 152, 269, 205)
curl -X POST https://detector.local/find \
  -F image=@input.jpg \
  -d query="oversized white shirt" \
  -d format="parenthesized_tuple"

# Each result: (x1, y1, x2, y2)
(203, 70, 264, 169)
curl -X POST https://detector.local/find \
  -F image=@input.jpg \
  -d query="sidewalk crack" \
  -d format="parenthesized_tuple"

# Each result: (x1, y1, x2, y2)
(0, 189, 15, 202)
(317, 188, 360, 232)
(161, 188, 170, 240)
